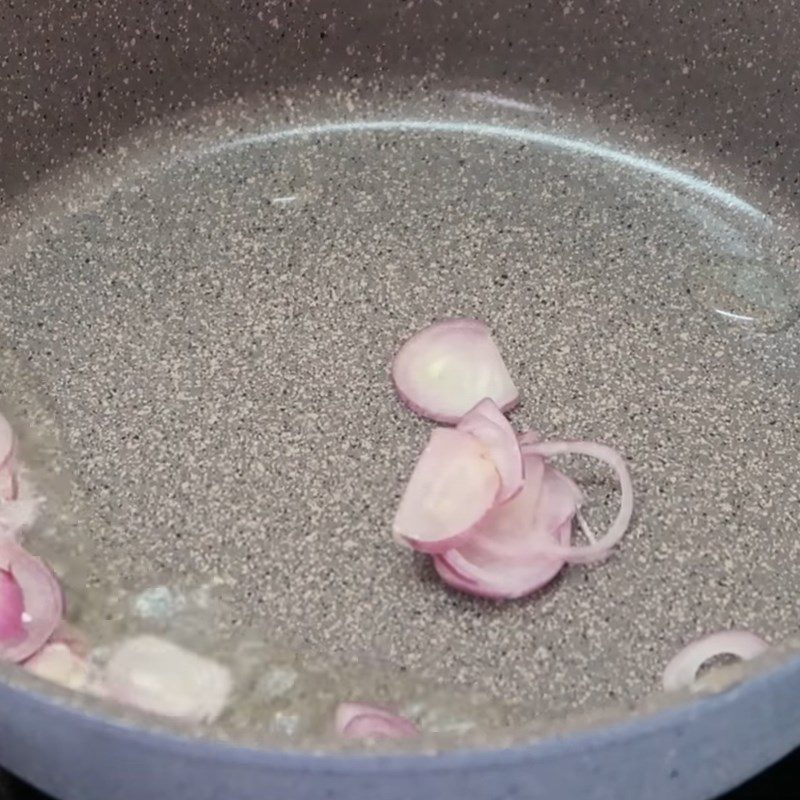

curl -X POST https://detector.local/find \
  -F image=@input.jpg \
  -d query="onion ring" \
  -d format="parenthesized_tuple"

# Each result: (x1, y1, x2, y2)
(662, 630, 769, 691)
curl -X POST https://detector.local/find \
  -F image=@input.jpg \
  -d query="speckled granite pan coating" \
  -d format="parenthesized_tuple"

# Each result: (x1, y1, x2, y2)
(1, 0, 799, 752)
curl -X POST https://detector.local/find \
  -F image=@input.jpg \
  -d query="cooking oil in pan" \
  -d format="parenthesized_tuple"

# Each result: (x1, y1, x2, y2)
(1, 92, 799, 743)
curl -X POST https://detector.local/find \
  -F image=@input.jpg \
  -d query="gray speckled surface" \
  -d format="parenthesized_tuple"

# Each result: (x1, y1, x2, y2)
(1, 88, 799, 747)
(0, 0, 799, 758)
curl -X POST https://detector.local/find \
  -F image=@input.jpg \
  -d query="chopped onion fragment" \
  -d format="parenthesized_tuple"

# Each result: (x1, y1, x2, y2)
(0, 543, 63, 663)
(457, 399, 524, 502)
(393, 428, 500, 553)
(0, 568, 25, 644)
(0, 419, 42, 543)
(435, 519, 571, 600)
(433, 453, 578, 599)
(24, 642, 98, 693)
(662, 630, 769, 691)
(391, 318, 518, 424)
(334, 702, 419, 741)
(517, 429, 541, 447)
(0, 414, 43, 542)
(104, 635, 232, 723)
(519, 440, 633, 564)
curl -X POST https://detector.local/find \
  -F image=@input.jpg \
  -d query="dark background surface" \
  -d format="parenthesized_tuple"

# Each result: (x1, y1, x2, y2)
(1, 748, 798, 800)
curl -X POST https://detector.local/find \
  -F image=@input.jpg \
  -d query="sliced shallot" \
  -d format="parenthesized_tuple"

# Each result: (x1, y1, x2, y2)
(662, 630, 769, 692)
(24, 641, 98, 693)
(0, 542, 63, 663)
(391, 318, 518, 424)
(0, 413, 42, 542)
(0, 568, 25, 644)
(334, 702, 419, 741)
(519, 440, 633, 564)
(393, 428, 500, 553)
(435, 520, 571, 600)
(457, 398, 524, 502)
(517, 429, 541, 447)
(434, 453, 580, 599)
(104, 635, 232, 723)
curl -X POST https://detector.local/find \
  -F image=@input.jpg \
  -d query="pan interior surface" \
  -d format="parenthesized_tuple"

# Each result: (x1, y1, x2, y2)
(1, 89, 799, 747)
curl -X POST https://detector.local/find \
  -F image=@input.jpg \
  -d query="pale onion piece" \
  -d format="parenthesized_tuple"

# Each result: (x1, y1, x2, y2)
(457, 398, 524, 502)
(391, 318, 519, 424)
(0, 568, 25, 644)
(517, 429, 541, 446)
(393, 428, 500, 553)
(460, 457, 581, 566)
(433, 455, 577, 599)
(335, 702, 419, 741)
(24, 642, 95, 692)
(0, 413, 17, 503)
(105, 635, 232, 723)
(0, 543, 63, 663)
(435, 520, 571, 600)
(1, 473, 44, 543)
(662, 631, 769, 692)
(519, 440, 633, 564)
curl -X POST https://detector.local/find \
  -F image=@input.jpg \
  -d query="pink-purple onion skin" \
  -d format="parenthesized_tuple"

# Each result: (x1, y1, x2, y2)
(395, 411, 632, 599)
(432, 448, 580, 599)
(393, 427, 501, 554)
(457, 398, 524, 502)
(335, 702, 419, 741)
(391, 319, 634, 600)
(0, 543, 63, 663)
(0, 568, 25, 645)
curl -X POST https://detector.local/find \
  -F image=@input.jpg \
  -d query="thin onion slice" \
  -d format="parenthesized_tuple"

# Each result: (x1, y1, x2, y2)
(0, 414, 42, 540)
(104, 635, 232, 723)
(662, 630, 769, 692)
(0, 413, 17, 502)
(433, 455, 578, 599)
(391, 318, 518, 424)
(517, 429, 541, 447)
(0, 542, 63, 663)
(0, 568, 25, 643)
(24, 641, 98, 693)
(457, 398, 524, 502)
(393, 428, 500, 553)
(520, 440, 633, 564)
(334, 702, 419, 741)
(435, 519, 571, 600)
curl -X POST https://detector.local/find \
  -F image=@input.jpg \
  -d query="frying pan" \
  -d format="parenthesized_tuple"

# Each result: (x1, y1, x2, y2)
(1, 1, 799, 799)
